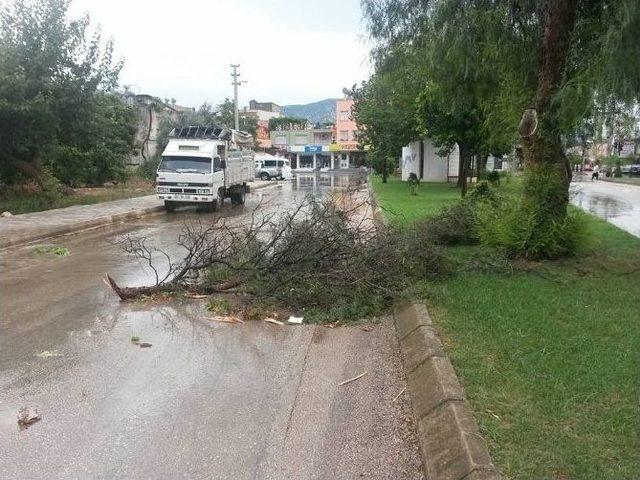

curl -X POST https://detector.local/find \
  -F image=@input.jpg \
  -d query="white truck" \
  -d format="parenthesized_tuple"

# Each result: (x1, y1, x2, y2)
(155, 126, 254, 211)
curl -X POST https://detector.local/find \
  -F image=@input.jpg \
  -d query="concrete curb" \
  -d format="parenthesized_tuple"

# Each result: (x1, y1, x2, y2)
(1, 181, 277, 250)
(0, 204, 165, 249)
(393, 301, 500, 480)
(368, 176, 499, 479)
(366, 177, 388, 227)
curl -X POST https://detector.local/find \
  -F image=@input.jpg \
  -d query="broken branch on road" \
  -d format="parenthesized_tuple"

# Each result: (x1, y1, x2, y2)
(105, 185, 448, 323)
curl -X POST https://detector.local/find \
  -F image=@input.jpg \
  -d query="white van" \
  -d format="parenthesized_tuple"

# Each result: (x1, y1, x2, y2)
(255, 155, 289, 180)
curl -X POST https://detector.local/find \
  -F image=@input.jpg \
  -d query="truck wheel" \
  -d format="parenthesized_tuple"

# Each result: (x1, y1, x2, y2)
(164, 201, 176, 212)
(260, 172, 269, 181)
(230, 187, 246, 205)
(237, 186, 246, 205)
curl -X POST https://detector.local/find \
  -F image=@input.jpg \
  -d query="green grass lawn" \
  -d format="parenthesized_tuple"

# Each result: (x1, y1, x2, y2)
(372, 174, 640, 480)
(0, 180, 153, 214)
(370, 175, 461, 222)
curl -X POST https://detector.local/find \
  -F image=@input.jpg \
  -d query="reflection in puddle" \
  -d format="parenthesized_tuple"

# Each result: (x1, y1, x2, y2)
(570, 186, 632, 219)
(570, 183, 640, 237)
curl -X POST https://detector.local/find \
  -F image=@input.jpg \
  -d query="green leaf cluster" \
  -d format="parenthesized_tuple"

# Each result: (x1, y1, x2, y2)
(0, 0, 136, 187)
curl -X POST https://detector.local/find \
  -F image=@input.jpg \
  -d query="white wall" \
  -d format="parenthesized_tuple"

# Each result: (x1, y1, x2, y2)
(400, 139, 459, 182)
(422, 141, 449, 182)
(401, 142, 419, 181)
(447, 144, 460, 180)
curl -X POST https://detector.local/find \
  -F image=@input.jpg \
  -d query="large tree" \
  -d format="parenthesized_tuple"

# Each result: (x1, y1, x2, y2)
(0, 0, 132, 186)
(361, 0, 640, 256)
(352, 43, 426, 182)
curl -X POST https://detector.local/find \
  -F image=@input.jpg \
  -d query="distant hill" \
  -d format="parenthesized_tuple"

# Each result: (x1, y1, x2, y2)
(282, 98, 339, 124)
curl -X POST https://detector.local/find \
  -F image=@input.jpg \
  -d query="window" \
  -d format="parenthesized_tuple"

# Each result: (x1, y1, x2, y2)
(159, 156, 211, 174)
(294, 135, 307, 145)
(338, 130, 349, 142)
(275, 135, 287, 146)
(213, 156, 222, 172)
(277, 160, 286, 167)
(339, 110, 350, 122)
(264, 160, 277, 167)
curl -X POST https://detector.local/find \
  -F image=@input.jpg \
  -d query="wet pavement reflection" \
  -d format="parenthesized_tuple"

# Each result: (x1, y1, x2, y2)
(570, 178, 640, 237)
(0, 172, 425, 480)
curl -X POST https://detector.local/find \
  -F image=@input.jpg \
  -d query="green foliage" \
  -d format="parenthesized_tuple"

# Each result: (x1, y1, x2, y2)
(474, 174, 586, 259)
(0, 0, 134, 187)
(136, 157, 161, 180)
(352, 48, 423, 165)
(407, 173, 420, 195)
(206, 297, 231, 315)
(372, 169, 640, 479)
(37, 166, 64, 205)
(361, 0, 640, 257)
(33, 244, 69, 257)
(268, 116, 308, 131)
(474, 170, 500, 187)
(415, 201, 478, 246)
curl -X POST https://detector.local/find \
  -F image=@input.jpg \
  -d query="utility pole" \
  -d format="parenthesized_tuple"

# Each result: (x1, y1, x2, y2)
(230, 64, 246, 131)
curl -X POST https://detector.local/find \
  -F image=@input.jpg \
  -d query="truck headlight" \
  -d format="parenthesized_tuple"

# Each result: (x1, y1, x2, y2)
(157, 187, 169, 193)
(197, 188, 210, 194)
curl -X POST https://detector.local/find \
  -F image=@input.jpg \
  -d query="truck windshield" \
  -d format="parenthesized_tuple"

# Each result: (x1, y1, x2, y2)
(159, 156, 211, 174)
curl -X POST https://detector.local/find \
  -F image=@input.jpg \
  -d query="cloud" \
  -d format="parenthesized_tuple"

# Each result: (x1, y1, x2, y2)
(70, 0, 371, 107)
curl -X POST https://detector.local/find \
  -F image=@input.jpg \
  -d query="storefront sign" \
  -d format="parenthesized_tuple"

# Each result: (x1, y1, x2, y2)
(304, 145, 323, 153)
(328, 143, 342, 152)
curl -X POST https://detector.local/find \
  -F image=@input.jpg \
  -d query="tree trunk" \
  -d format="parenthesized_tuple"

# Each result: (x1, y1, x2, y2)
(477, 154, 488, 178)
(520, 0, 578, 249)
(457, 149, 465, 188)
(381, 156, 389, 183)
(459, 144, 471, 198)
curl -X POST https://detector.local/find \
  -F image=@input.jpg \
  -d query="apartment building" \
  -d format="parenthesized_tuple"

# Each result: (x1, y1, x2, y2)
(269, 97, 364, 170)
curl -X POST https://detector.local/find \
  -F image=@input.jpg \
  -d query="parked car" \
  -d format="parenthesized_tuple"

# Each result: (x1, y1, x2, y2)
(629, 164, 640, 176)
(255, 156, 289, 180)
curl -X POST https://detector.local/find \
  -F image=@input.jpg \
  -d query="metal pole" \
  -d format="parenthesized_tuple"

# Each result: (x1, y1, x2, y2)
(231, 64, 240, 130)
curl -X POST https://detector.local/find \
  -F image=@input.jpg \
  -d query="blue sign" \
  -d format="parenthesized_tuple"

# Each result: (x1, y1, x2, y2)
(304, 145, 322, 153)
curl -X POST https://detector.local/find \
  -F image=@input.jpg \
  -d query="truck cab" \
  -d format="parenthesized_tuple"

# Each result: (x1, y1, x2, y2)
(156, 126, 254, 211)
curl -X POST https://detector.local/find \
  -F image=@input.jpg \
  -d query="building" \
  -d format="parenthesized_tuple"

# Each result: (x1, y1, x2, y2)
(401, 139, 509, 182)
(124, 93, 194, 165)
(401, 140, 460, 182)
(242, 100, 283, 150)
(269, 97, 365, 170)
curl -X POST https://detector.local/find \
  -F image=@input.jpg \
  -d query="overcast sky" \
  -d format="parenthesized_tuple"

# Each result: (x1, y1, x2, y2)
(69, 0, 371, 108)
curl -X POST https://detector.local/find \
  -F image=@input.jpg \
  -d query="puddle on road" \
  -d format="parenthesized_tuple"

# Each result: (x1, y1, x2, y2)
(570, 186, 632, 219)
(570, 183, 640, 237)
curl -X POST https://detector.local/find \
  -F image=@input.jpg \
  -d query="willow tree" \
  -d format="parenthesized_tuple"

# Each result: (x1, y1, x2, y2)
(362, 0, 640, 256)
(352, 45, 424, 182)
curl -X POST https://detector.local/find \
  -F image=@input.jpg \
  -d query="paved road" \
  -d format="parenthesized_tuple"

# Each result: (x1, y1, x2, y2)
(0, 173, 424, 479)
(570, 177, 640, 237)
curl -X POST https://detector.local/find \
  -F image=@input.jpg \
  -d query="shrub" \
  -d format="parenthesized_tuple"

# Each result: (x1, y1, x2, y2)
(474, 187, 586, 259)
(38, 167, 64, 205)
(137, 157, 161, 180)
(414, 200, 478, 246)
(407, 172, 420, 195)
(47, 145, 126, 187)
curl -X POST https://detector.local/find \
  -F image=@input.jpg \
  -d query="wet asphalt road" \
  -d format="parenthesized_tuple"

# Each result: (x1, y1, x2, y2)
(570, 177, 640, 237)
(0, 174, 424, 480)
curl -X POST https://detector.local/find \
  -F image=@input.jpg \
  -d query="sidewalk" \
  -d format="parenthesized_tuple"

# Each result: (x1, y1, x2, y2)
(0, 195, 163, 249)
(0, 180, 277, 249)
